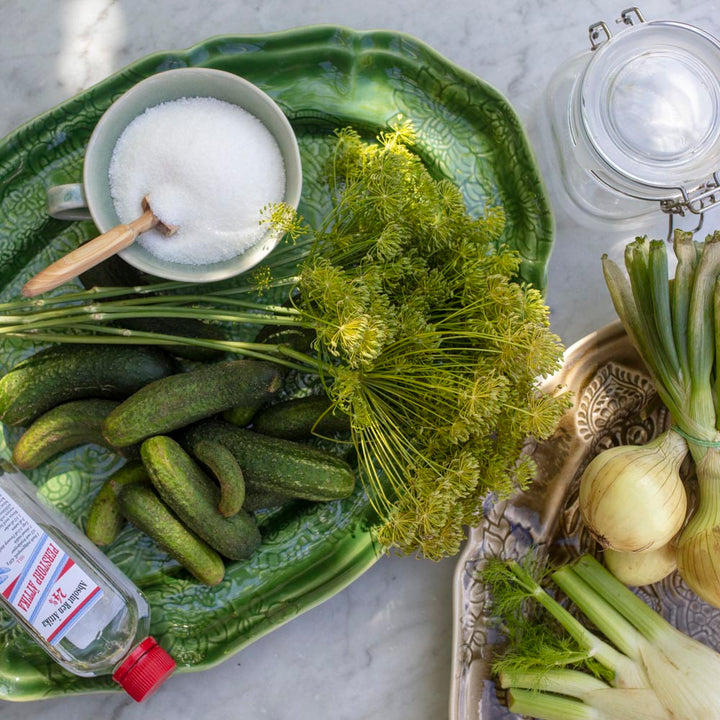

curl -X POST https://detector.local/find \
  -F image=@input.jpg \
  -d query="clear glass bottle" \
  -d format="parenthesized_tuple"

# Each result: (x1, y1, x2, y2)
(541, 7, 720, 231)
(0, 460, 175, 701)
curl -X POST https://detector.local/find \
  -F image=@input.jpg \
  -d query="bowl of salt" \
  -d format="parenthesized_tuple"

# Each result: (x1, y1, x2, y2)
(69, 67, 302, 283)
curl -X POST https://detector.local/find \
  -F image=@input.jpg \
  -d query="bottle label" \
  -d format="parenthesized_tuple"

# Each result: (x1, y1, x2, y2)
(0, 490, 103, 645)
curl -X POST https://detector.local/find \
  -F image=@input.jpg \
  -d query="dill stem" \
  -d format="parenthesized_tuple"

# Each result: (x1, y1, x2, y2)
(0, 274, 300, 313)
(4, 326, 320, 375)
(263, 235, 314, 261)
(0, 310, 307, 334)
(201, 275, 300, 297)
(96, 294, 301, 313)
(0, 282, 186, 311)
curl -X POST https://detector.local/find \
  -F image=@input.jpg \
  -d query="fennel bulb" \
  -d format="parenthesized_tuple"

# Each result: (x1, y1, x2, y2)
(501, 669, 672, 720)
(573, 554, 720, 720)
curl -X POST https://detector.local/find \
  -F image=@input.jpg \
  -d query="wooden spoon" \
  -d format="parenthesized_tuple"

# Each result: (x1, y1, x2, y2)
(21, 196, 177, 298)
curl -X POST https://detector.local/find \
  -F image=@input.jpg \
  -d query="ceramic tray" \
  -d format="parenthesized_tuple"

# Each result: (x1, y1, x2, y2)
(450, 320, 720, 719)
(0, 26, 553, 700)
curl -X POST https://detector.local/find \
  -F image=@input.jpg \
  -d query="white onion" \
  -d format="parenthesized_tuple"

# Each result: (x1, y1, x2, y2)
(604, 543, 677, 587)
(579, 429, 688, 553)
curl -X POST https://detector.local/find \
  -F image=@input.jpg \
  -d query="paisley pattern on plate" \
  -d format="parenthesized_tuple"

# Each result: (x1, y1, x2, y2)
(450, 321, 719, 720)
(0, 26, 553, 700)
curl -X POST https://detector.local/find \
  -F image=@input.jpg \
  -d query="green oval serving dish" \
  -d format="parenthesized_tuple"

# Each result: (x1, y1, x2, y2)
(0, 26, 554, 700)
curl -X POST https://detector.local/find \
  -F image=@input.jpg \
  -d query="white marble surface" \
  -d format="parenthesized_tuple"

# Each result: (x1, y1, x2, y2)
(1, 0, 720, 718)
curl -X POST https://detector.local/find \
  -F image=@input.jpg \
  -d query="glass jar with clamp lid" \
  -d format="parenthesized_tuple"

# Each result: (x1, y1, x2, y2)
(543, 7, 720, 234)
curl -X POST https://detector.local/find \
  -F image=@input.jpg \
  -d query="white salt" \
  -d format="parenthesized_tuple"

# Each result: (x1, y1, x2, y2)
(108, 96, 286, 265)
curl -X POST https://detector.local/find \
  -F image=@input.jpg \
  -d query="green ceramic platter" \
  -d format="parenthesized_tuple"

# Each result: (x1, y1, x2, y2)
(0, 26, 554, 700)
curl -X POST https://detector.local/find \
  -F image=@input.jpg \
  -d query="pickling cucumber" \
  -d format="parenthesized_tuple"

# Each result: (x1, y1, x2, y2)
(251, 395, 351, 440)
(191, 438, 245, 517)
(253, 320, 314, 354)
(85, 461, 149, 546)
(242, 487, 293, 511)
(181, 419, 356, 502)
(0, 344, 178, 427)
(103, 359, 284, 447)
(221, 321, 314, 427)
(141, 435, 261, 561)
(117, 481, 225, 586)
(11, 398, 134, 470)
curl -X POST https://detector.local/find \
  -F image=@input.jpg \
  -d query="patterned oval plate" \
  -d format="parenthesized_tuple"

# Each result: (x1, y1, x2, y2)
(450, 320, 716, 720)
(0, 27, 553, 700)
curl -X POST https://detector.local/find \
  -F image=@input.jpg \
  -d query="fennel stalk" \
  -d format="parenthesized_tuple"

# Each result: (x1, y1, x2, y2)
(486, 554, 720, 720)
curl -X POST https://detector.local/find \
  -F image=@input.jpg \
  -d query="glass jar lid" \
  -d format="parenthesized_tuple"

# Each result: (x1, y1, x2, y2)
(579, 13, 720, 202)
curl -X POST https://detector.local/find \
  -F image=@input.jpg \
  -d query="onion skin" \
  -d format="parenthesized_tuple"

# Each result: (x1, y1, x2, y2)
(579, 429, 688, 553)
(604, 543, 678, 587)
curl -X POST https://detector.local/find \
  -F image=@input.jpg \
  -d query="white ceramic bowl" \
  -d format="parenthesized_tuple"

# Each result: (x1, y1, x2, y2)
(55, 67, 302, 283)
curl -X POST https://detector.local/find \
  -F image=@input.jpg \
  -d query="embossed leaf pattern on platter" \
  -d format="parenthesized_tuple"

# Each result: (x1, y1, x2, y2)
(0, 27, 553, 700)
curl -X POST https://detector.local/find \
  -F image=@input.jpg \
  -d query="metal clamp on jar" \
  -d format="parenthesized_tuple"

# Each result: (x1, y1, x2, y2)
(544, 7, 720, 234)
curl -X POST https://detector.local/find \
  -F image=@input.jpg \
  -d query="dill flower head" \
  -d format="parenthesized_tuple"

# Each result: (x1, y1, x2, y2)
(295, 123, 570, 559)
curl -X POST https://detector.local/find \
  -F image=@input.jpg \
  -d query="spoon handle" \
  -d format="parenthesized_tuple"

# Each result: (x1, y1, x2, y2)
(22, 209, 158, 298)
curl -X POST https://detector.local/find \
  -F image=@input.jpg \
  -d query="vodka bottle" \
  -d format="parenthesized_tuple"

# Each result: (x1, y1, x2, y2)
(0, 461, 175, 701)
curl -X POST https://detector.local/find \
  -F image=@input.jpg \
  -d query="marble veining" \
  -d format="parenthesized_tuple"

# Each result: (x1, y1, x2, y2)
(1, 0, 720, 718)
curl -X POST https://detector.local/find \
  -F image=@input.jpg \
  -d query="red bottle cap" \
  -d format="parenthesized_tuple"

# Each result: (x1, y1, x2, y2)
(112, 636, 176, 702)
